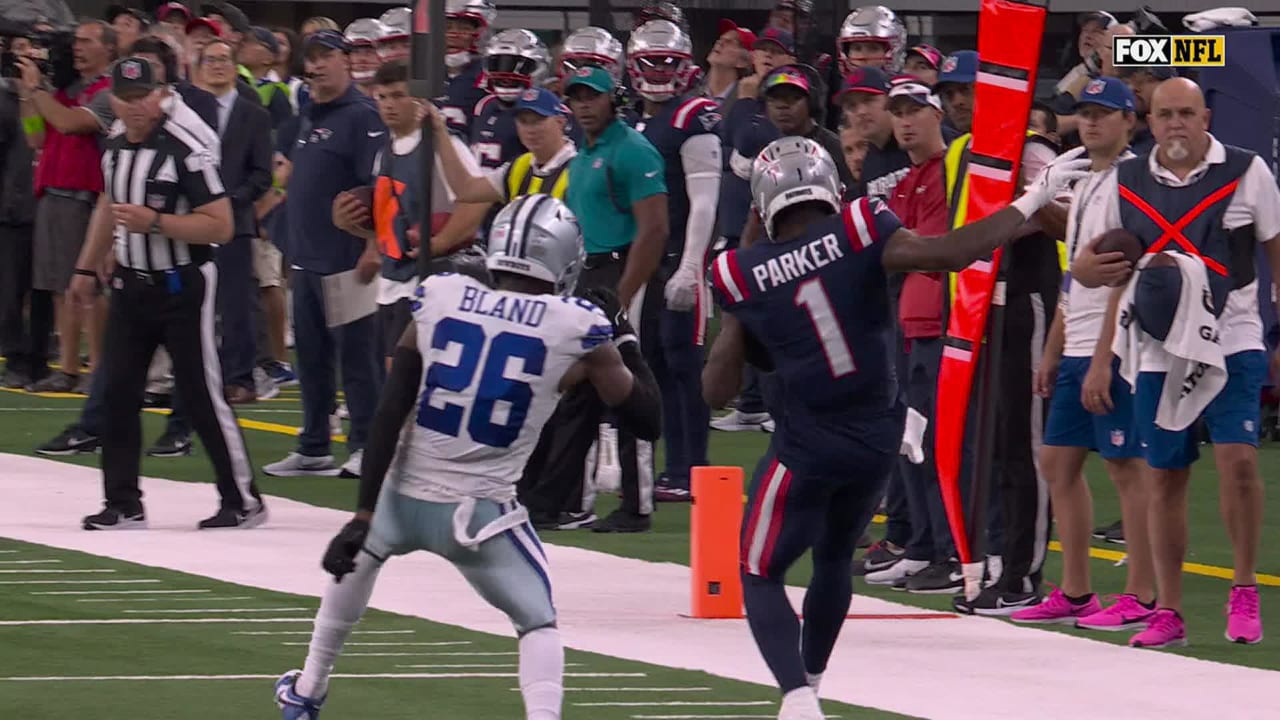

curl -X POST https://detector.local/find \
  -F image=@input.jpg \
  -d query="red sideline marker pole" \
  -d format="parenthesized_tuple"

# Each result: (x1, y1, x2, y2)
(688, 466, 744, 619)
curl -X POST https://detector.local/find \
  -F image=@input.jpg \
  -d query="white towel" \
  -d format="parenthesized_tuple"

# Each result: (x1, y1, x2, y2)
(1113, 252, 1227, 431)
(899, 407, 927, 464)
(1182, 7, 1257, 32)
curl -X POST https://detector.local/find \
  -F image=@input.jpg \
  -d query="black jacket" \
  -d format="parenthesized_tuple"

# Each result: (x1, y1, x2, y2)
(0, 80, 35, 226)
(218, 93, 273, 239)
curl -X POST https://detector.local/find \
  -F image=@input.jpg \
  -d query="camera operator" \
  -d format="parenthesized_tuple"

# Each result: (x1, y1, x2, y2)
(0, 34, 49, 388)
(16, 19, 117, 394)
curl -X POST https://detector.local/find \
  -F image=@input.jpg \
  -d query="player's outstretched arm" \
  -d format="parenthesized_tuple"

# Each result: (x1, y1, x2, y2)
(702, 312, 746, 410)
(355, 327, 423, 518)
(882, 149, 1091, 273)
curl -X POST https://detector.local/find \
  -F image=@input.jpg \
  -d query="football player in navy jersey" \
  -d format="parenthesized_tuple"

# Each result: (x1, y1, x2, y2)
(440, 0, 495, 138)
(471, 29, 550, 170)
(557, 26, 634, 146)
(704, 137, 1087, 719)
(626, 20, 723, 501)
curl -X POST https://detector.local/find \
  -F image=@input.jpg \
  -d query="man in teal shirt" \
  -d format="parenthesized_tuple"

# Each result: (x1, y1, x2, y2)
(518, 66, 670, 534)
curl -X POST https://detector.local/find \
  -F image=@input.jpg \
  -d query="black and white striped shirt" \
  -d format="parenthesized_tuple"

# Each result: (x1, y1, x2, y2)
(102, 93, 225, 271)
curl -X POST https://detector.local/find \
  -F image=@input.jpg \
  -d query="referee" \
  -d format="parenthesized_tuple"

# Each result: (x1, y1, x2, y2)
(67, 57, 265, 531)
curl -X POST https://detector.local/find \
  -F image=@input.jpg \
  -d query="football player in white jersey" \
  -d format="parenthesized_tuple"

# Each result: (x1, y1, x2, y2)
(273, 194, 662, 720)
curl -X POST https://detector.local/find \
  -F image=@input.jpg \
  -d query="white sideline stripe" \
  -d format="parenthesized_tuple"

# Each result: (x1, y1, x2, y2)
(344, 652, 515, 657)
(122, 607, 312, 614)
(0, 618, 313, 626)
(279, 641, 466, 646)
(240, 630, 414, 636)
(630, 716, 841, 719)
(33, 589, 208, 595)
(513, 688, 713, 693)
(0, 569, 114, 574)
(0, 559, 60, 564)
(0, 672, 647, 682)
(0, 550, 18, 553)
(579, 702, 771, 707)
(78, 596, 255, 603)
(394, 663, 577, 669)
(0, 580, 159, 585)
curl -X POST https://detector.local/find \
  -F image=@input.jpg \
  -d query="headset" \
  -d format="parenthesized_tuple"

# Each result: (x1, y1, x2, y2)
(759, 63, 828, 126)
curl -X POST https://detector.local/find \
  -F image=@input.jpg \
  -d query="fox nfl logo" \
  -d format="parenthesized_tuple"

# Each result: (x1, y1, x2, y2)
(1113, 35, 1225, 67)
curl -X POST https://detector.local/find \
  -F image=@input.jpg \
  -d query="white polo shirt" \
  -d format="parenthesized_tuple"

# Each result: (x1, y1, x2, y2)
(1091, 135, 1280, 369)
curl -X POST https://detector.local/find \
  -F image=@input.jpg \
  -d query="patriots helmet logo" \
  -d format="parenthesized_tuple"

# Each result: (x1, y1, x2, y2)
(1085, 79, 1106, 95)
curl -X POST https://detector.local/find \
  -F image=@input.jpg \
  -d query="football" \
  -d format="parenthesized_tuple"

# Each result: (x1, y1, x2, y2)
(1092, 228, 1143, 265)
(346, 185, 375, 231)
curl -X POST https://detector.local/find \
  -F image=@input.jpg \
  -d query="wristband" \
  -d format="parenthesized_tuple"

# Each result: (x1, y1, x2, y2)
(22, 115, 44, 135)
(614, 333, 638, 348)
(74, 268, 97, 278)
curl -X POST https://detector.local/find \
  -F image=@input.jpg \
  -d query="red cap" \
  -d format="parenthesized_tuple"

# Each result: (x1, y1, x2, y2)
(157, 3, 192, 23)
(184, 17, 221, 36)
(717, 19, 756, 52)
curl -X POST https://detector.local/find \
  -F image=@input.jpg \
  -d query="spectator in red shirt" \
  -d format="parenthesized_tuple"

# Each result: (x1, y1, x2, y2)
(868, 79, 959, 593)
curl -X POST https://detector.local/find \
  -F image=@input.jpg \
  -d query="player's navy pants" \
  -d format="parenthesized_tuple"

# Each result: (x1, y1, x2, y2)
(645, 261, 709, 488)
(900, 337, 954, 562)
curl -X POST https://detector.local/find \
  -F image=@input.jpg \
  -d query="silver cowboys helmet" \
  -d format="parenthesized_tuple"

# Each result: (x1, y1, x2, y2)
(626, 19, 695, 103)
(560, 26, 624, 85)
(487, 194, 586, 297)
(484, 29, 550, 102)
(838, 6, 907, 74)
(751, 137, 843, 240)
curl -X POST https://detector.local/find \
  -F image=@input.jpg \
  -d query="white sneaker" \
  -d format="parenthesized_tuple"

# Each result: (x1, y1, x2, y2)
(864, 558, 929, 586)
(778, 686, 824, 720)
(710, 410, 773, 432)
(339, 449, 363, 478)
(253, 367, 280, 400)
(263, 452, 341, 477)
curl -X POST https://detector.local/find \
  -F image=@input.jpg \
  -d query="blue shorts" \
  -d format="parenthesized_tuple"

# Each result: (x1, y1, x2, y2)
(1044, 356, 1141, 460)
(1134, 350, 1266, 470)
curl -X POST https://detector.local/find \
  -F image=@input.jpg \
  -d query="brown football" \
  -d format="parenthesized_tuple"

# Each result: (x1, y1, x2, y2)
(346, 185, 375, 231)
(1092, 228, 1143, 265)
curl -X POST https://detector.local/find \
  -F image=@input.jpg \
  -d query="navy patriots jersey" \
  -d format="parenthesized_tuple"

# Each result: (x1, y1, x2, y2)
(633, 95, 722, 257)
(469, 94, 527, 170)
(441, 57, 487, 138)
(710, 196, 907, 470)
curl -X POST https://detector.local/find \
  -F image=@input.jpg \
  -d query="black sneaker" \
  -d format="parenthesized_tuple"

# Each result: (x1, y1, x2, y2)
(146, 431, 193, 458)
(36, 425, 100, 456)
(853, 540, 904, 576)
(2, 367, 31, 389)
(83, 506, 147, 531)
(1104, 521, 1125, 545)
(198, 502, 268, 530)
(554, 511, 597, 530)
(1093, 519, 1122, 541)
(530, 511, 560, 531)
(905, 560, 964, 595)
(592, 509, 651, 533)
(952, 586, 1043, 616)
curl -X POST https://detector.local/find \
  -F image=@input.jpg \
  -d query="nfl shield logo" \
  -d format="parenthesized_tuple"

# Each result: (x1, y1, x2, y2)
(576, 66, 593, 77)
(1110, 429, 1125, 447)
(592, 158, 603, 169)
(941, 56, 958, 73)
(122, 60, 142, 80)
(1085, 79, 1106, 95)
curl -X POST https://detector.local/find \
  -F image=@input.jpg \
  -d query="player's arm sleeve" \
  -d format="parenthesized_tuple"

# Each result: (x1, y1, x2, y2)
(678, 133, 722, 274)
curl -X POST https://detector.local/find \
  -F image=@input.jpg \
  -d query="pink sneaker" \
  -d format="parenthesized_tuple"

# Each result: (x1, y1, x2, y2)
(1225, 585, 1263, 644)
(1011, 587, 1102, 625)
(1129, 608, 1188, 649)
(1076, 594, 1156, 632)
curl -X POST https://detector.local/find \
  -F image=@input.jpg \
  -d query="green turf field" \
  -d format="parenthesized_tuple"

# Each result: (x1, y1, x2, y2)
(1, 379, 1278, 718)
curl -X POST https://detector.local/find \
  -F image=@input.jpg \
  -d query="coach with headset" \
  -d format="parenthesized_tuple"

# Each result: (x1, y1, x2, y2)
(518, 66, 669, 534)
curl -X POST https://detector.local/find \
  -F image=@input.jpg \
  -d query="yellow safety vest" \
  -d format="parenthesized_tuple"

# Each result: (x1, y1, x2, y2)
(943, 130, 1067, 303)
(505, 152, 570, 201)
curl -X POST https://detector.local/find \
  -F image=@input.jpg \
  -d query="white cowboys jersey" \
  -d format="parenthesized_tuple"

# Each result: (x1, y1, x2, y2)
(395, 273, 613, 503)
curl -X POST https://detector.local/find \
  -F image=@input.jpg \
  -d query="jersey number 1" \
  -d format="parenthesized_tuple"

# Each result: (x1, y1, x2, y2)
(794, 278, 856, 378)
(417, 318, 547, 448)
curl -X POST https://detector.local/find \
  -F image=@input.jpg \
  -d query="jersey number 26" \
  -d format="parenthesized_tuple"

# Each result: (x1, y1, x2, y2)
(417, 318, 546, 448)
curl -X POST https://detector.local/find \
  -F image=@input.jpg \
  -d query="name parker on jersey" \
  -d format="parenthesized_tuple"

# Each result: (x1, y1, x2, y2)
(751, 234, 846, 291)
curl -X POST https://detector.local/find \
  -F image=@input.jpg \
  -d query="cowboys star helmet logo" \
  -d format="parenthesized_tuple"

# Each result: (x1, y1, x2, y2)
(1085, 79, 1106, 95)
(121, 60, 143, 80)
(941, 56, 958, 73)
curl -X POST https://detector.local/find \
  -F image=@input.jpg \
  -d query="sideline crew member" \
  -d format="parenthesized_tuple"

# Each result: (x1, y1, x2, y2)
(68, 57, 265, 530)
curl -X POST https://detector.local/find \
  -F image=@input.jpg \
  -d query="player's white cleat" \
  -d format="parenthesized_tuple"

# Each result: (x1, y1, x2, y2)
(778, 686, 824, 720)
(275, 669, 324, 720)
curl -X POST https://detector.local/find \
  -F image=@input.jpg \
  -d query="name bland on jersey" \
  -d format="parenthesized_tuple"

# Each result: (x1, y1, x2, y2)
(458, 284, 548, 328)
(751, 233, 845, 291)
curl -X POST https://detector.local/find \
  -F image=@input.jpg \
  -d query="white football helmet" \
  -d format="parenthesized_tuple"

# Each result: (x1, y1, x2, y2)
(344, 18, 384, 48)
(560, 26, 624, 85)
(487, 194, 585, 297)
(345, 19, 385, 82)
(445, 0, 496, 67)
(377, 8, 410, 42)
(751, 137, 843, 240)
(483, 29, 550, 103)
(626, 19, 695, 103)
(838, 6, 907, 74)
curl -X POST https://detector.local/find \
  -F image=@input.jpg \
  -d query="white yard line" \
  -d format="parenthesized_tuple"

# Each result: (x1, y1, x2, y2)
(0, 569, 114, 574)
(631, 716, 841, 719)
(0, 672, 646, 682)
(78, 596, 256, 603)
(343, 651, 515, 656)
(392, 663, 583, 668)
(122, 607, 313, 614)
(0, 559, 60, 565)
(238, 630, 416, 636)
(0, 454, 1264, 720)
(0, 550, 19, 554)
(0, 579, 159, 585)
(578, 702, 772, 707)
(0, 618, 313, 626)
(33, 589, 206, 595)
(279, 641, 468, 646)
(536, 688, 713, 693)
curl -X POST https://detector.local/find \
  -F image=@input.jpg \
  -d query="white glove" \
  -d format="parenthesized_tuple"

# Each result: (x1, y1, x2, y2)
(1011, 146, 1091, 220)
(899, 407, 928, 464)
(664, 266, 701, 311)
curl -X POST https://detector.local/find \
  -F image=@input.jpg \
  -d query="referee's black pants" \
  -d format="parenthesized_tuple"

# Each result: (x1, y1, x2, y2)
(99, 262, 260, 513)
(518, 250, 661, 521)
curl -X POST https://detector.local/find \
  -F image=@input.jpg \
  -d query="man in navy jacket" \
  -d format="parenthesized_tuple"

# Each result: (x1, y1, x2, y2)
(264, 30, 386, 479)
